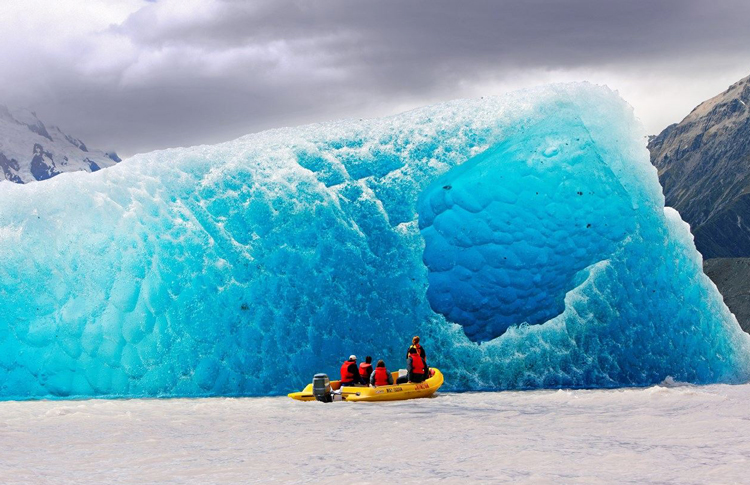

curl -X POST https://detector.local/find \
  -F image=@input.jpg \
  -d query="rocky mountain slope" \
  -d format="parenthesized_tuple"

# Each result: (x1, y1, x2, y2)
(649, 74, 750, 258)
(704, 258, 750, 334)
(0, 105, 119, 184)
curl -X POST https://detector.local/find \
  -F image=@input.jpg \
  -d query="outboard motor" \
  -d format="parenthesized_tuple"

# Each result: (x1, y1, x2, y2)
(312, 373, 332, 403)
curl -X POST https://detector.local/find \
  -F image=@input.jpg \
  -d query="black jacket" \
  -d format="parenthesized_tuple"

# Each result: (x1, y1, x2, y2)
(406, 345, 426, 361)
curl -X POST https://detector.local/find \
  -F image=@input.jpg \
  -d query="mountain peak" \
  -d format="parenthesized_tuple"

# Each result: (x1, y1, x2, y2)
(683, 74, 750, 125)
(0, 104, 118, 184)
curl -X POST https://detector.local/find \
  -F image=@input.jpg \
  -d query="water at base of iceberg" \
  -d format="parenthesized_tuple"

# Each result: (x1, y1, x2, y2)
(1, 82, 750, 399)
(2, 385, 749, 484)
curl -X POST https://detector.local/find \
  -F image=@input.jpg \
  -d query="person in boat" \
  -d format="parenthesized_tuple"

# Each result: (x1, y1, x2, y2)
(406, 336, 426, 360)
(407, 347, 427, 383)
(340, 355, 366, 387)
(406, 336, 429, 377)
(370, 359, 394, 387)
(359, 356, 374, 382)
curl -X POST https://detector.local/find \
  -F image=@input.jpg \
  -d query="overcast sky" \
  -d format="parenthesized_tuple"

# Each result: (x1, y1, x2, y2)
(2, 0, 750, 157)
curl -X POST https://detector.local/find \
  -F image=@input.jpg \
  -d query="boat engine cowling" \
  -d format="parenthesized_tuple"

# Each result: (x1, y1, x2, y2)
(312, 373, 332, 403)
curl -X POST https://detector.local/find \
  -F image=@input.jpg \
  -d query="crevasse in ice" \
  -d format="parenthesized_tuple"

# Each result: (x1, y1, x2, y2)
(1, 83, 749, 399)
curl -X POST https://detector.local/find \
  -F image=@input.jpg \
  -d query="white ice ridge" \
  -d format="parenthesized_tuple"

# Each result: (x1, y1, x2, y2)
(1, 83, 749, 399)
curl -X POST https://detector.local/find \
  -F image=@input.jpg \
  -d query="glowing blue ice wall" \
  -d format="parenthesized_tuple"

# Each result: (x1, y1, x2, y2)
(1, 83, 749, 399)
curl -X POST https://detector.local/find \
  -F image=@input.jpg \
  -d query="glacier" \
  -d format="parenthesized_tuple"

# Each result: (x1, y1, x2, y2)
(1, 83, 749, 399)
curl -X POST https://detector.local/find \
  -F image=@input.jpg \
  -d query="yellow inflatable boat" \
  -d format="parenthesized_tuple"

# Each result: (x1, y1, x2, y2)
(288, 368, 444, 402)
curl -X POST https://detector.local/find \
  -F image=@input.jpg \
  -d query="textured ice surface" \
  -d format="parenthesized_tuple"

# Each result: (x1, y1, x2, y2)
(1, 83, 749, 399)
(419, 117, 636, 341)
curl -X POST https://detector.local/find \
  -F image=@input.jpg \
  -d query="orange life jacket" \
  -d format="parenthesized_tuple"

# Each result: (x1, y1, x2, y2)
(410, 352, 425, 374)
(373, 366, 390, 386)
(340, 361, 356, 382)
(359, 362, 373, 379)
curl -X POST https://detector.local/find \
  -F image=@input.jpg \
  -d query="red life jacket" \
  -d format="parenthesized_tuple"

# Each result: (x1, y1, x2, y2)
(340, 361, 356, 382)
(373, 366, 390, 386)
(410, 352, 425, 374)
(359, 362, 373, 379)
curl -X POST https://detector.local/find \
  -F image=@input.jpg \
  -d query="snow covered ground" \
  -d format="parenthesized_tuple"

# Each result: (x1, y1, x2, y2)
(1, 383, 749, 484)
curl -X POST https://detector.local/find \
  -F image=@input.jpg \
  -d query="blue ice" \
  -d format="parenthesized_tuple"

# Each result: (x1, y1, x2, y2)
(1, 83, 749, 399)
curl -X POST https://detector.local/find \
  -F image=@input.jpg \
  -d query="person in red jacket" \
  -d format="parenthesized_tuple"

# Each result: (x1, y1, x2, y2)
(340, 355, 365, 386)
(359, 356, 374, 382)
(406, 336, 429, 379)
(370, 360, 394, 387)
(407, 347, 427, 383)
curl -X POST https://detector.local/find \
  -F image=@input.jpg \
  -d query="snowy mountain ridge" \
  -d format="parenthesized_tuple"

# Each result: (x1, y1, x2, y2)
(0, 104, 119, 184)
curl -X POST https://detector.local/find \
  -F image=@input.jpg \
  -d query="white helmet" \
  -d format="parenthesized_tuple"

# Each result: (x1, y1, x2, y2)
(349, 354, 357, 361)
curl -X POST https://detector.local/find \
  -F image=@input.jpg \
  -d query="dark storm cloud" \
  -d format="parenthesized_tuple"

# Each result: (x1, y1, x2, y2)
(6, 0, 750, 156)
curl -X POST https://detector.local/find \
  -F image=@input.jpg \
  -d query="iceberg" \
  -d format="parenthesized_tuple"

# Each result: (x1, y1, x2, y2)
(1, 83, 749, 399)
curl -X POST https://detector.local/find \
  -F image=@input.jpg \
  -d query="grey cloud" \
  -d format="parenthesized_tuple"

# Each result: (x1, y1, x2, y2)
(116, 1, 750, 69)
(8, 0, 750, 156)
